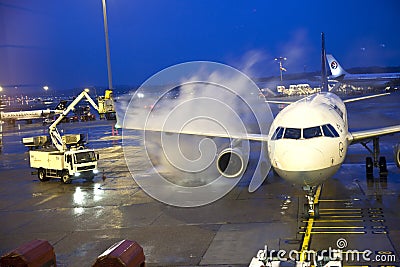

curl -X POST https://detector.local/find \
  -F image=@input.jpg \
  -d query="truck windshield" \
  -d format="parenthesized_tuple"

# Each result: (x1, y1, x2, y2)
(75, 151, 96, 164)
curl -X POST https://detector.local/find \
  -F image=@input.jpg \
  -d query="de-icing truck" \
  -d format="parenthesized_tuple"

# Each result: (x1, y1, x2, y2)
(23, 89, 100, 183)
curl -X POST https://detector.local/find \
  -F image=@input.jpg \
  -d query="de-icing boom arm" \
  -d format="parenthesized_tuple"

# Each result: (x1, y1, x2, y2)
(49, 89, 99, 152)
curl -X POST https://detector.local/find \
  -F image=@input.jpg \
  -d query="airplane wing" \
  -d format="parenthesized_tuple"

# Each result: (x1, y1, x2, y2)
(266, 92, 391, 105)
(265, 100, 293, 105)
(349, 125, 400, 144)
(343, 92, 390, 103)
(135, 127, 270, 142)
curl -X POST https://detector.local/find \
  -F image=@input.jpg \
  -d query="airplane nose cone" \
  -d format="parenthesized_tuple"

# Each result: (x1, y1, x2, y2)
(270, 143, 340, 186)
(276, 147, 324, 172)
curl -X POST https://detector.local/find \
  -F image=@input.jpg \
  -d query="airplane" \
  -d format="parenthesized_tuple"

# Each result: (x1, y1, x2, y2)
(326, 54, 400, 88)
(0, 110, 61, 125)
(115, 33, 400, 217)
(266, 91, 399, 216)
(0, 100, 66, 125)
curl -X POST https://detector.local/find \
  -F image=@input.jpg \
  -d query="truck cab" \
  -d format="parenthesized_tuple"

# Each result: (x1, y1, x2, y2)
(64, 149, 99, 182)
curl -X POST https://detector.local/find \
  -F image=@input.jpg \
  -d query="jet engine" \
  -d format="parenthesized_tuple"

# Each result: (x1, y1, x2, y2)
(216, 148, 245, 178)
(395, 143, 400, 168)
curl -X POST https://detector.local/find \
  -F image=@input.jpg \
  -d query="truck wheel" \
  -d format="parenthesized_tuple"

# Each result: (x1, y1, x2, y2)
(61, 173, 71, 184)
(38, 169, 49, 182)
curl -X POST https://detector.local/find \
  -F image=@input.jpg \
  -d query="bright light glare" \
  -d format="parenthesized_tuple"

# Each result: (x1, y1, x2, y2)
(73, 187, 86, 205)
(93, 183, 104, 202)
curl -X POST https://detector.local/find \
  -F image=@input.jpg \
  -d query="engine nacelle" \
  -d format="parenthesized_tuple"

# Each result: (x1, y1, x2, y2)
(395, 143, 400, 168)
(216, 148, 245, 178)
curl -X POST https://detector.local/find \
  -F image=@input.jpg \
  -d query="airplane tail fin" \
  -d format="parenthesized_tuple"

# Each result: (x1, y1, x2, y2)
(55, 100, 68, 111)
(321, 32, 328, 92)
(326, 54, 348, 78)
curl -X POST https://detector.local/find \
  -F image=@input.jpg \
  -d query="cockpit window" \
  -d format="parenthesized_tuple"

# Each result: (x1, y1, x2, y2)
(303, 126, 322, 139)
(283, 128, 301, 139)
(322, 124, 339, 137)
(271, 124, 339, 140)
(272, 127, 284, 140)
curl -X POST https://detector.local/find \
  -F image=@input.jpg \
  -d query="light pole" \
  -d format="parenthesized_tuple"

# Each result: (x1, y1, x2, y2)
(43, 85, 49, 100)
(274, 57, 287, 81)
(102, 0, 113, 90)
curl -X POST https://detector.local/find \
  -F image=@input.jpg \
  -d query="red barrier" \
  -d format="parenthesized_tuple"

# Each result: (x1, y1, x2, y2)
(0, 239, 56, 267)
(93, 240, 145, 267)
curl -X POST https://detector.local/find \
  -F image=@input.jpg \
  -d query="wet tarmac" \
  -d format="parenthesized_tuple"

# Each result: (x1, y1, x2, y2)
(0, 93, 399, 266)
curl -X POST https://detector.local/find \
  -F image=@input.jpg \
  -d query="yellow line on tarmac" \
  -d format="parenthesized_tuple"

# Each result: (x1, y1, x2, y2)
(298, 231, 366, 234)
(299, 226, 365, 229)
(320, 215, 363, 218)
(302, 219, 364, 223)
(35, 195, 59, 206)
(300, 185, 322, 262)
(319, 214, 362, 215)
(319, 208, 362, 211)
(318, 199, 351, 202)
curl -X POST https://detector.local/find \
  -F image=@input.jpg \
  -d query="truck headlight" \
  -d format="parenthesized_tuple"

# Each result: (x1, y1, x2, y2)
(93, 169, 99, 174)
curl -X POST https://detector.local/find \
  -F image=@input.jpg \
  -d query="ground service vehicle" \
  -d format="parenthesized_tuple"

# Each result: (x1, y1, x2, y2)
(29, 148, 98, 183)
(98, 89, 116, 120)
(23, 89, 100, 183)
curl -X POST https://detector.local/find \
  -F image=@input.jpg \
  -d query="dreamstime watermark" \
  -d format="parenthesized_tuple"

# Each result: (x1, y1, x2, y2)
(255, 238, 397, 263)
(121, 61, 274, 207)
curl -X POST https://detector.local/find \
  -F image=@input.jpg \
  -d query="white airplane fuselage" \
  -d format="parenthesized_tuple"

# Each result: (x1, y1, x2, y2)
(326, 54, 400, 88)
(0, 110, 59, 123)
(268, 92, 349, 186)
(329, 72, 400, 87)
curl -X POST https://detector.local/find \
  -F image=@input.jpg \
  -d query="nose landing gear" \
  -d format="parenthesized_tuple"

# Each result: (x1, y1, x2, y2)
(303, 185, 321, 218)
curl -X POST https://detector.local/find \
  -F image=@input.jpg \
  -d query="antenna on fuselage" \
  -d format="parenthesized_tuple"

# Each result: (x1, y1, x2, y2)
(321, 32, 328, 92)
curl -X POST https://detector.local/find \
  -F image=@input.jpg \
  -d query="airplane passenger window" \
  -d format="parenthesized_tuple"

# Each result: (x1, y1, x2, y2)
(322, 124, 339, 137)
(272, 127, 284, 140)
(283, 128, 301, 139)
(303, 126, 322, 139)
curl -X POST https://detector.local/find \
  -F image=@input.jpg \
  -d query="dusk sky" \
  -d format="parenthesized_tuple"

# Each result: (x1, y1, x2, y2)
(1, 0, 400, 93)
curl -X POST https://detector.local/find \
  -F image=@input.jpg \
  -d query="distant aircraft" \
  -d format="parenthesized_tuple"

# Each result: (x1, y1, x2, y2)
(0, 100, 66, 125)
(326, 54, 400, 88)
(0, 109, 63, 125)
